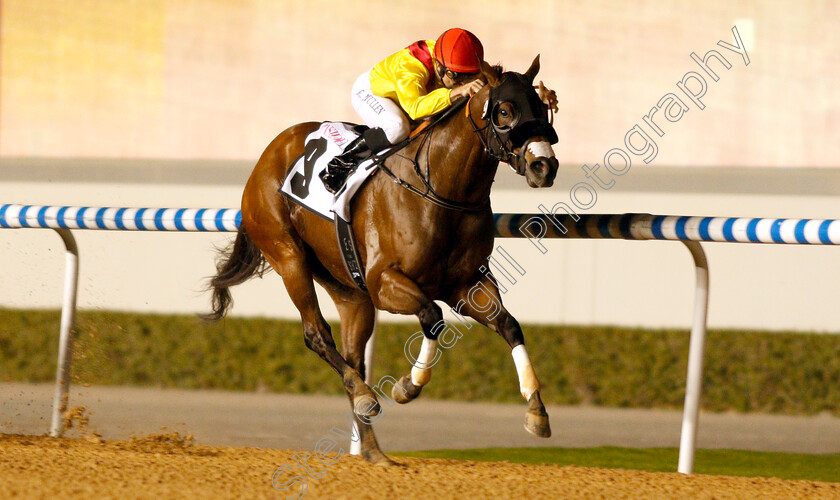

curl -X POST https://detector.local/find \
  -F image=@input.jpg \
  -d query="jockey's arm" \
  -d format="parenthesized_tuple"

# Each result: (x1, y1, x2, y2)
(393, 64, 453, 121)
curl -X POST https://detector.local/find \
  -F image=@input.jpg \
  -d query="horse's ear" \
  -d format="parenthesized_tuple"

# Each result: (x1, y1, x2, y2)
(524, 54, 540, 83)
(481, 60, 501, 86)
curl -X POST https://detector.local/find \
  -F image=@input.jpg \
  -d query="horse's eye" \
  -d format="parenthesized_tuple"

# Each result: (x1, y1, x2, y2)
(500, 109, 509, 117)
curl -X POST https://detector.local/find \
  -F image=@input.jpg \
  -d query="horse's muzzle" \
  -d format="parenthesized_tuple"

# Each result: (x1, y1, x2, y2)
(525, 156, 558, 188)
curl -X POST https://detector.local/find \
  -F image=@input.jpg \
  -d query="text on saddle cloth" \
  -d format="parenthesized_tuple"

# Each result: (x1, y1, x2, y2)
(279, 122, 381, 223)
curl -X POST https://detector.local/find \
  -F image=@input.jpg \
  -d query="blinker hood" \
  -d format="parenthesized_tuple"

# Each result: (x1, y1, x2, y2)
(486, 73, 558, 147)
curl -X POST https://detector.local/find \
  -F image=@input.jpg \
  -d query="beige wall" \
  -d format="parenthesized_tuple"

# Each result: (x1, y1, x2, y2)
(1, 0, 838, 166)
(2, 2, 839, 331)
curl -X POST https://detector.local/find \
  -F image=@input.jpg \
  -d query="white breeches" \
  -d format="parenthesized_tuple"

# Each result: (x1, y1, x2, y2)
(351, 71, 410, 144)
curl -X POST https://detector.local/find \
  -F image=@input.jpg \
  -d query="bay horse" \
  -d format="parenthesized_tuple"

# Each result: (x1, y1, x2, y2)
(205, 56, 559, 465)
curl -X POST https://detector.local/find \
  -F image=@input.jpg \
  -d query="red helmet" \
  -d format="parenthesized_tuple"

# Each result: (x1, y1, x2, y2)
(434, 28, 484, 73)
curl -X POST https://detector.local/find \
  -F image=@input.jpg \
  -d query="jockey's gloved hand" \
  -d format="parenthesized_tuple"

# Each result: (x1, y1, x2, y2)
(450, 79, 484, 100)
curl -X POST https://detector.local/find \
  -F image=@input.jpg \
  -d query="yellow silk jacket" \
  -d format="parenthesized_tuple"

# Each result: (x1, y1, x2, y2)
(368, 40, 452, 121)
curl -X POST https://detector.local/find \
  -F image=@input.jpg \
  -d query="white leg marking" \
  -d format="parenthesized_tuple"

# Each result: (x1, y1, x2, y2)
(512, 344, 540, 400)
(410, 337, 437, 386)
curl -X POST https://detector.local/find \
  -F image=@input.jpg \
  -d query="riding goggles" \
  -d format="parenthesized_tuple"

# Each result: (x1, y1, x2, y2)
(436, 60, 480, 84)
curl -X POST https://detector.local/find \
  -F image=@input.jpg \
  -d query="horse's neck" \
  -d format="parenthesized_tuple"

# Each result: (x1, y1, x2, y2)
(426, 111, 498, 204)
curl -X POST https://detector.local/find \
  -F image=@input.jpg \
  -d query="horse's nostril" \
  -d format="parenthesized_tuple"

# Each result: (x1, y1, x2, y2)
(530, 161, 547, 175)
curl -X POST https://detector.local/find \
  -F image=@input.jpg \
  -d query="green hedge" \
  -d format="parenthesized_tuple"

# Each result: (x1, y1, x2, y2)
(1, 309, 839, 415)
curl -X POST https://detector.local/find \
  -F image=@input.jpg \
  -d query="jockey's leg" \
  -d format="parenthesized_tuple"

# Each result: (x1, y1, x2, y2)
(322, 71, 409, 193)
(350, 70, 410, 145)
(325, 128, 389, 172)
(321, 128, 392, 193)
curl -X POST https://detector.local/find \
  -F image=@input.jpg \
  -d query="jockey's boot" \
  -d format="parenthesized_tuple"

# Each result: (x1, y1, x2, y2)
(319, 135, 372, 194)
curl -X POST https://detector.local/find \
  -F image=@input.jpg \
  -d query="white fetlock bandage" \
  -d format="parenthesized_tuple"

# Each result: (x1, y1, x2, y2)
(512, 344, 540, 400)
(410, 337, 438, 387)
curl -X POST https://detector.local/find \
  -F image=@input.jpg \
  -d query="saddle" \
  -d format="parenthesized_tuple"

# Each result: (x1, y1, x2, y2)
(280, 122, 380, 221)
(280, 114, 440, 220)
(278, 122, 380, 291)
(278, 108, 464, 291)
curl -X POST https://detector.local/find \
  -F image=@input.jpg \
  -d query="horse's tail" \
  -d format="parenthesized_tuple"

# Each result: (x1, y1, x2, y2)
(201, 226, 267, 321)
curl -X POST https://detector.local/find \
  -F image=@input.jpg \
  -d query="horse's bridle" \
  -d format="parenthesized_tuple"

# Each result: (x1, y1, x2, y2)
(468, 73, 558, 175)
(373, 97, 490, 214)
(375, 78, 557, 213)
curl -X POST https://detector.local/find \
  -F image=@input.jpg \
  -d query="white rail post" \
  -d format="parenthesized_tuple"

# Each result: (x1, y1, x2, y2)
(49, 228, 79, 437)
(677, 240, 710, 473)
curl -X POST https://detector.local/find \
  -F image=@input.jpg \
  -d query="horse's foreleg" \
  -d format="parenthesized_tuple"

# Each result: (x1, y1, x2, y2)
(498, 313, 551, 438)
(323, 283, 395, 466)
(447, 275, 551, 438)
(368, 268, 442, 404)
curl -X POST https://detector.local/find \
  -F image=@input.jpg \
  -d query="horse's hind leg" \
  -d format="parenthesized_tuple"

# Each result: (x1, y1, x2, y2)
(320, 281, 395, 466)
(257, 239, 381, 422)
(446, 274, 551, 438)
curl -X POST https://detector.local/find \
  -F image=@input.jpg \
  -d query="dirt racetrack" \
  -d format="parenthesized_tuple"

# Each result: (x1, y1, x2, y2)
(2, 434, 839, 499)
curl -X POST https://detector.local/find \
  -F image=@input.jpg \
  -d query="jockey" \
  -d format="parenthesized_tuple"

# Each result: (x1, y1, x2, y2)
(319, 27, 488, 194)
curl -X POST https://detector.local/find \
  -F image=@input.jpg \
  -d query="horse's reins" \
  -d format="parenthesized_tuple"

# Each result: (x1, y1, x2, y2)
(371, 96, 492, 214)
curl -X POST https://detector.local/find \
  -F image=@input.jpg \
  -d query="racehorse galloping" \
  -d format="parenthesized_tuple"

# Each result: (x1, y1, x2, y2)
(205, 57, 559, 465)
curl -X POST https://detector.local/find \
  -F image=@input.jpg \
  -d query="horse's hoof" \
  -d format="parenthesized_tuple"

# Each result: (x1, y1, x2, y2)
(373, 455, 399, 467)
(392, 374, 422, 404)
(524, 409, 552, 438)
(363, 450, 399, 467)
(353, 394, 382, 420)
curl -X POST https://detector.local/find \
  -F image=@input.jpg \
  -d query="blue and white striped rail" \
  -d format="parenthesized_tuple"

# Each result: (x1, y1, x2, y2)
(0, 204, 241, 232)
(493, 213, 840, 245)
(3, 204, 840, 244)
